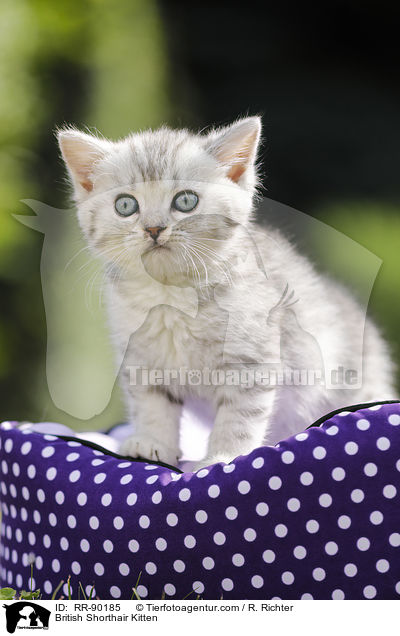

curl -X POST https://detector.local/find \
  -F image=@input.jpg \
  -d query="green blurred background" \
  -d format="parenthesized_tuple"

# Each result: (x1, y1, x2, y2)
(0, 0, 399, 429)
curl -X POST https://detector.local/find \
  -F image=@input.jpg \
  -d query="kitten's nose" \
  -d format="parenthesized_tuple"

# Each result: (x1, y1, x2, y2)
(145, 226, 166, 241)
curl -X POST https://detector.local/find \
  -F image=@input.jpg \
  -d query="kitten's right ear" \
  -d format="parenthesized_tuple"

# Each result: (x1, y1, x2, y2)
(57, 128, 110, 197)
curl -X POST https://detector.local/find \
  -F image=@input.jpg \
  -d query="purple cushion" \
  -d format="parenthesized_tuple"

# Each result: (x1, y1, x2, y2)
(1, 402, 400, 600)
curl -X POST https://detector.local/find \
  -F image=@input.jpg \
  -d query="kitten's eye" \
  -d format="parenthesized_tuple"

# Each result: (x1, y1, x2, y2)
(115, 194, 139, 217)
(172, 191, 199, 213)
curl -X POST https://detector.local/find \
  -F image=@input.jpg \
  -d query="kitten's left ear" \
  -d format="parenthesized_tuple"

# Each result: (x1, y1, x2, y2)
(205, 117, 261, 188)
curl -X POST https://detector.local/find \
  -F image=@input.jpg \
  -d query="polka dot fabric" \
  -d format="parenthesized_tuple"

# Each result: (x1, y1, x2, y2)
(1, 402, 400, 600)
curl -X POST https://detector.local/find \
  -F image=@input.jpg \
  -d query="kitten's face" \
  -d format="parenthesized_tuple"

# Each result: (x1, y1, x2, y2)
(58, 118, 261, 285)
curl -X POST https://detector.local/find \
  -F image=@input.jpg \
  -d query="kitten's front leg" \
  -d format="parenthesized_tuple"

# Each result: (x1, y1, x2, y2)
(120, 387, 182, 467)
(194, 385, 276, 470)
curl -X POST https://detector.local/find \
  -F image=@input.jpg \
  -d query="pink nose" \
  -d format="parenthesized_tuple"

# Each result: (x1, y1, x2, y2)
(145, 226, 166, 241)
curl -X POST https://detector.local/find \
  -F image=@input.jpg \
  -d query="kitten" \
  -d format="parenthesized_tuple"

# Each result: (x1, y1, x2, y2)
(58, 117, 395, 469)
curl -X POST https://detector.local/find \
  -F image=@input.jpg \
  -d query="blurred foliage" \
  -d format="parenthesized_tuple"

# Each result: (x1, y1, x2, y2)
(0, 1, 399, 430)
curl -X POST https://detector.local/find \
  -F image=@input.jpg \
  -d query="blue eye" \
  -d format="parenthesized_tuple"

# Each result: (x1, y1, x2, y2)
(115, 194, 139, 216)
(172, 191, 199, 213)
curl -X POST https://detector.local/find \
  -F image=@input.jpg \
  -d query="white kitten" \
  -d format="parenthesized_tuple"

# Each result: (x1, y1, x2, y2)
(58, 117, 395, 468)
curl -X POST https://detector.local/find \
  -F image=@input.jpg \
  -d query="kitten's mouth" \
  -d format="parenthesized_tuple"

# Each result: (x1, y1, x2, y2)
(143, 243, 170, 254)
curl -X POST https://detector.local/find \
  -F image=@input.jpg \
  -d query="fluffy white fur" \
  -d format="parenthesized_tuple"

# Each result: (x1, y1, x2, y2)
(58, 117, 396, 469)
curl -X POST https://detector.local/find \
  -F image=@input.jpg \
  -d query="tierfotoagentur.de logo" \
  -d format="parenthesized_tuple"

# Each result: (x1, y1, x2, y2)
(2, 602, 51, 633)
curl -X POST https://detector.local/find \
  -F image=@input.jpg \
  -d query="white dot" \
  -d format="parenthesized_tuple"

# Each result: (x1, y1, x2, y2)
(376, 559, 389, 573)
(313, 446, 327, 460)
(193, 581, 204, 594)
(222, 578, 234, 591)
(145, 561, 157, 575)
(319, 493, 332, 508)
(225, 506, 238, 520)
(369, 405, 382, 411)
(60, 537, 69, 551)
(363, 585, 377, 599)
(295, 432, 308, 441)
(118, 462, 131, 468)
(179, 488, 191, 502)
(94, 472, 106, 484)
(269, 476, 282, 490)
(110, 586, 121, 598)
(306, 519, 319, 534)
(331, 467, 346, 481)
(195, 510, 208, 524)
(301, 593, 314, 599)
(223, 464, 235, 473)
(55, 491, 65, 505)
(345, 441, 358, 455)
(44, 581, 52, 594)
(164, 584, 176, 596)
(332, 589, 345, 599)
(42, 446, 55, 458)
(287, 497, 301, 512)
(383, 484, 397, 499)
(152, 490, 162, 504)
(155, 538, 167, 551)
(120, 474, 133, 485)
(344, 563, 357, 577)
(89, 516, 99, 530)
(128, 539, 140, 553)
(46, 467, 57, 481)
(351, 488, 365, 503)
(213, 531, 226, 545)
(244, 528, 257, 542)
(208, 484, 220, 498)
(282, 571, 295, 585)
(139, 515, 150, 529)
(252, 457, 264, 469)
(300, 471, 313, 486)
(52, 559, 61, 573)
(101, 493, 112, 506)
(377, 437, 390, 451)
(49, 513, 57, 527)
(184, 535, 196, 549)
(325, 541, 339, 555)
(251, 575, 264, 589)
(396, 582, 400, 595)
(80, 539, 90, 552)
(146, 475, 158, 485)
(77, 493, 87, 506)
(202, 557, 215, 570)
(174, 559, 186, 573)
(196, 469, 209, 478)
(127, 493, 137, 506)
(338, 515, 351, 529)
(27, 465, 36, 479)
(28, 531, 36, 545)
(22, 487, 30, 500)
(312, 567, 326, 581)
(113, 516, 124, 530)
(364, 462, 378, 477)
(388, 414, 400, 426)
(275, 523, 288, 538)
(294, 545, 308, 559)
(389, 532, 400, 547)
(357, 418, 370, 430)
(357, 537, 370, 551)
(119, 563, 130, 576)
(233, 553, 245, 566)
(167, 513, 178, 527)
(281, 450, 295, 464)
(4, 439, 13, 453)
(43, 534, 51, 548)
(103, 540, 113, 553)
(12, 463, 20, 477)
(21, 442, 32, 455)
(326, 425, 339, 436)
(66, 452, 79, 462)
(256, 502, 269, 516)
(370, 510, 384, 525)
(262, 549, 275, 563)
(69, 470, 80, 483)
(238, 480, 251, 494)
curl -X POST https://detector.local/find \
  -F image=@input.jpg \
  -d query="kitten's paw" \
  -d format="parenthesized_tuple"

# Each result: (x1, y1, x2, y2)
(119, 434, 180, 467)
(192, 454, 234, 472)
